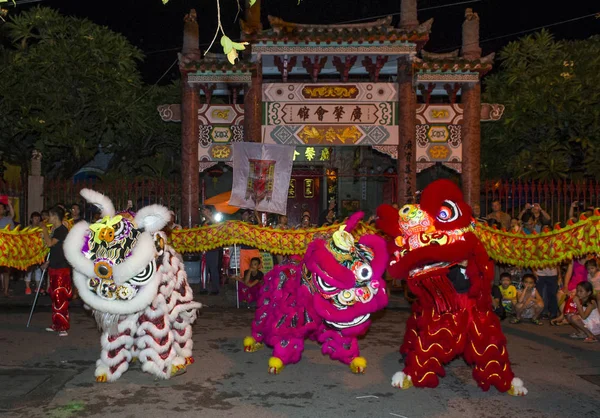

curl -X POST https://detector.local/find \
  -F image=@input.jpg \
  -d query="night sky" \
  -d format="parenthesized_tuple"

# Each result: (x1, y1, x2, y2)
(16, 0, 600, 83)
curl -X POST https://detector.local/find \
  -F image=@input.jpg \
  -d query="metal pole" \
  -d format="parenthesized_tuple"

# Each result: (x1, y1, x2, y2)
(26, 255, 49, 328)
(234, 244, 240, 309)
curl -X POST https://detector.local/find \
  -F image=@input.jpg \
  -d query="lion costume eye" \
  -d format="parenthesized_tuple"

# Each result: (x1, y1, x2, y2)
(353, 263, 373, 282)
(316, 275, 337, 293)
(437, 200, 461, 223)
(129, 260, 156, 285)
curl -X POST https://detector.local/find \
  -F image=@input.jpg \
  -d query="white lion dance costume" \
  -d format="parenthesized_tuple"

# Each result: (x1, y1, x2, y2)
(64, 189, 202, 382)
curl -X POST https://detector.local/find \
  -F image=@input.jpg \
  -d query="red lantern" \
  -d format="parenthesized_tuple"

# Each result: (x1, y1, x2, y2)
(207, 166, 224, 186)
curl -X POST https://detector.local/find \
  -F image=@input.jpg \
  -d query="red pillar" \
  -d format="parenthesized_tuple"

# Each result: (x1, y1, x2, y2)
(181, 76, 200, 227)
(397, 58, 417, 204)
(180, 10, 201, 227)
(244, 58, 263, 143)
(461, 82, 481, 207)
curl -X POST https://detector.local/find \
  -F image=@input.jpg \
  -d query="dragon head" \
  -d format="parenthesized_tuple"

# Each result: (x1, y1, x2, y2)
(64, 189, 171, 315)
(303, 212, 389, 337)
(376, 179, 479, 280)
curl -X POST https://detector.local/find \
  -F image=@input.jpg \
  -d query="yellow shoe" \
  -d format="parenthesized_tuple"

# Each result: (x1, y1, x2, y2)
(268, 357, 284, 374)
(243, 336, 264, 352)
(350, 357, 367, 374)
(171, 364, 187, 377)
(507, 377, 528, 396)
(95, 374, 108, 383)
(391, 371, 413, 389)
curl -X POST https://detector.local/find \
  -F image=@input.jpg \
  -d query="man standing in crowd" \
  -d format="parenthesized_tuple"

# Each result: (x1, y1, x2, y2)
(487, 199, 511, 230)
(0, 200, 15, 297)
(535, 266, 559, 321)
(40, 206, 72, 337)
(200, 206, 222, 295)
(70, 203, 84, 224)
(471, 203, 488, 224)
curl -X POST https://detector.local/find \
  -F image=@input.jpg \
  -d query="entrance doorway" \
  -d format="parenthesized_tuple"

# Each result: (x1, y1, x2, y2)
(287, 168, 321, 227)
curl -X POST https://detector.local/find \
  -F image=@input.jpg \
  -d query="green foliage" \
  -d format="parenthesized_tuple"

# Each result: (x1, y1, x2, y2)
(482, 30, 600, 181)
(106, 81, 182, 180)
(0, 7, 179, 180)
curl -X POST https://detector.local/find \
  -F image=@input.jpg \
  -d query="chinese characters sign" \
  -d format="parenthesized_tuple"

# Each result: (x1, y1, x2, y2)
(263, 83, 399, 147)
(282, 104, 381, 124)
(293, 146, 332, 162)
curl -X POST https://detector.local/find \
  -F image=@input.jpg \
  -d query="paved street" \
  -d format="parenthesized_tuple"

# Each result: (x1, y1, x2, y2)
(1, 294, 600, 418)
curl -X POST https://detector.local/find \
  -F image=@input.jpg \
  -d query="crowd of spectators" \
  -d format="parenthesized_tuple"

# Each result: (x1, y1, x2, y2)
(2, 194, 599, 342)
(477, 198, 600, 343)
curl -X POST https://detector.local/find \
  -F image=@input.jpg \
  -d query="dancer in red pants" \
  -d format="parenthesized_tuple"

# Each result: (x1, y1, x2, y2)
(41, 206, 72, 337)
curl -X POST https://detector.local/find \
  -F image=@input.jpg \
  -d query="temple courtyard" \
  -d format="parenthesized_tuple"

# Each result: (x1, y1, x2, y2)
(1, 298, 599, 418)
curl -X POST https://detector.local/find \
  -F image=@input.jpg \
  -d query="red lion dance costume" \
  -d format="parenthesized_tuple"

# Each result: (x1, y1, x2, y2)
(377, 180, 527, 396)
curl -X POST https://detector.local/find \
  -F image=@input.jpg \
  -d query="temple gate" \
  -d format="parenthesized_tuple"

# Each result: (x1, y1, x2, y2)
(163, 1, 503, 227)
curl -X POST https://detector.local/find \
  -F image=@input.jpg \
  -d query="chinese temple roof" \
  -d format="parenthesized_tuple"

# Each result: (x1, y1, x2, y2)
(179, 53, 252, 83)
(249, 16, 433, 55)
(414, 50, 495, 82)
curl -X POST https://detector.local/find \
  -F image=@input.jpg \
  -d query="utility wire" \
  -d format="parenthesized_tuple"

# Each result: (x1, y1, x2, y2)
(435, 11, 599, 52)
(5, 0, 47, 6)
(115, 58, 178, 115)
(145, 0, 482, 55)
(136, 9, 598, 109)
(339, 0, 481, 24)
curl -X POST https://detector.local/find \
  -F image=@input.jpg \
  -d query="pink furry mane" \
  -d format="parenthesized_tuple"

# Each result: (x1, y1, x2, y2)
(344, 212, 364, 232)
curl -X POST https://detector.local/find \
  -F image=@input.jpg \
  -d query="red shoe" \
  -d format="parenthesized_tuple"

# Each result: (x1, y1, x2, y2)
(25, 287, 32, 295)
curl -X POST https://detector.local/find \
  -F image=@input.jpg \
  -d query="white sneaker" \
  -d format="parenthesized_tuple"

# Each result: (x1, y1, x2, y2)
(58, 331, 68, 337)
(45, 327, 55, 332)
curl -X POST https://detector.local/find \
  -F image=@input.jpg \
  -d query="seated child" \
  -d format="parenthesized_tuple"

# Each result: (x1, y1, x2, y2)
(498, 272, 517, 314)
(235, 257, 264, 305)
(492, 284, 506, 320)
(566, 281, 600, 342)
(586, 259, 600, 293)
(511, 273, 544, 325)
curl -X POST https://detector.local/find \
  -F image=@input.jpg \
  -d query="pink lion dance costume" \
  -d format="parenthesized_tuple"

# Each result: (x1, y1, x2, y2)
(243, 212, 388, 374)
(64, 189, 202, 382)
(376, 180, 527, 395)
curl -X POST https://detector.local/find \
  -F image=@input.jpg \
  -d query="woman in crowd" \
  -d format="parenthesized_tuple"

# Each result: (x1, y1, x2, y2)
(552, 256, 590, 326)
(566, 281, 599, 342)
(518, 203, 551, 233)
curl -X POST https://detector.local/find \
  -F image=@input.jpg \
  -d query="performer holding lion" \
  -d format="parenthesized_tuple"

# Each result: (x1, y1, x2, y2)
(376, 180, 527, 396)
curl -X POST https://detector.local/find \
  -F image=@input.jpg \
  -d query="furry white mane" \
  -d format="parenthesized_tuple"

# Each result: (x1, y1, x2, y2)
(80, 189, 116, 217)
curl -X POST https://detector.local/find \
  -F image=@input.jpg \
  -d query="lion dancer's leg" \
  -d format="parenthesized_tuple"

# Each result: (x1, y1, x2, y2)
(392, 309, 468, 389)
(399, 310, 420, 361)
(95, 313, 139, 382)
(314, 324, 366, 373)
(48, 268, 73, 332)
(267, 336, 305, 374)
(167, 253, 203, 376)
(244, 271, 277, 354)
(464, 307, 527, 396)
(136, 300, 176, 379)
